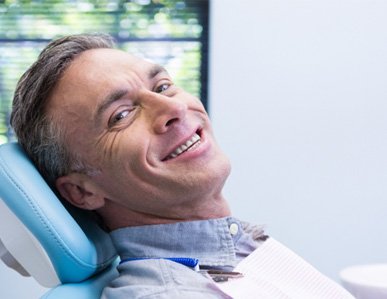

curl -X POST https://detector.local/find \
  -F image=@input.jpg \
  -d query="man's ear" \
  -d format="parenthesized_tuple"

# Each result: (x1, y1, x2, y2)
(55, 173, 105, 210)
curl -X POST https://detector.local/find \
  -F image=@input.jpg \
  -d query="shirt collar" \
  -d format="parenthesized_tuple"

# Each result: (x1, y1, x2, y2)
(110, 217, 245, 267)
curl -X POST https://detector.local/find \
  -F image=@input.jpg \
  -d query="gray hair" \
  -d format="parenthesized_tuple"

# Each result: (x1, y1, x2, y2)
(11, 34, 115, 185)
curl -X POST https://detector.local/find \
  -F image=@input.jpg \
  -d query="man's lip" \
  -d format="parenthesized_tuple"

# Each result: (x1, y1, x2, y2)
(162, 128, 202, 162)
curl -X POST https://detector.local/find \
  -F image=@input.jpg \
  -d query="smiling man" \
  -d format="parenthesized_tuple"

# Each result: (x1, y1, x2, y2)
(47, 46, 231, 230)
(10, 34, 354, 299)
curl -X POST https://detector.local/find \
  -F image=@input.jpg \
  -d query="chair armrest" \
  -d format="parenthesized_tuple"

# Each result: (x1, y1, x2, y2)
(41, 259, 119, 299)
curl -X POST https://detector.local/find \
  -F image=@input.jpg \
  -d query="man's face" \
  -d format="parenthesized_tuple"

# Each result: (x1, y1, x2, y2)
(48, 48, 230, 220)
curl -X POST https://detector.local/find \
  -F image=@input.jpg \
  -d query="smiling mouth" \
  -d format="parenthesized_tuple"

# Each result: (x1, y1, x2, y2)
(163, 132, 202, 161)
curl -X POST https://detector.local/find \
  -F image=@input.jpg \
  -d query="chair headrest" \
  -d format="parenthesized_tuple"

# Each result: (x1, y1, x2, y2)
(0, 142, 117, 287)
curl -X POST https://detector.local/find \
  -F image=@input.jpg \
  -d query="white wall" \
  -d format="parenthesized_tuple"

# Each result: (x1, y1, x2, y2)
(210, 0, 387, 280)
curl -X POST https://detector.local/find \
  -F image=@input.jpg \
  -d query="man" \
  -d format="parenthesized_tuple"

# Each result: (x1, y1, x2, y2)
(11, 34, 353, 298)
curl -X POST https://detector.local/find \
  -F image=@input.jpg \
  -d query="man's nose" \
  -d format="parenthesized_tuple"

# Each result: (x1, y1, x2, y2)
(143, 91, 188, 134)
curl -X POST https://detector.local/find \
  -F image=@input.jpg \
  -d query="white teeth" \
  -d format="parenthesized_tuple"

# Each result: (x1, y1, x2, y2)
(167, 133, 201, 160)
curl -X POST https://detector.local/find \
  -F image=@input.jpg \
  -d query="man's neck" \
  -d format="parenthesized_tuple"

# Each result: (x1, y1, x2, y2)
(97, 196, 231, 231)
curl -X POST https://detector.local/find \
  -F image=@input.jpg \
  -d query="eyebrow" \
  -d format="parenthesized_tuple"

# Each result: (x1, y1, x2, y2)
(94, 64, 168, 124)
(148, 64, 168, 80)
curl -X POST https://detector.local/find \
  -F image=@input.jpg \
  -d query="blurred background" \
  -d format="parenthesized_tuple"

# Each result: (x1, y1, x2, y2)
(0, 0, 209, 143)
(1, 0, 387, 297)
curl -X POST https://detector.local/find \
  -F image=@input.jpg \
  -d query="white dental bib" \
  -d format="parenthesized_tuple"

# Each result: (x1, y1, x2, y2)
(215, 238, 354, 299)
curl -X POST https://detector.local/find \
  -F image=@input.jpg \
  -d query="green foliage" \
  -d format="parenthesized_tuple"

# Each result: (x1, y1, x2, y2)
(0, 0, 203, 39)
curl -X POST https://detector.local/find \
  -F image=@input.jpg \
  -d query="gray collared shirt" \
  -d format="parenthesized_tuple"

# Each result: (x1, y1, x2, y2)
(101, 217, 267, 298)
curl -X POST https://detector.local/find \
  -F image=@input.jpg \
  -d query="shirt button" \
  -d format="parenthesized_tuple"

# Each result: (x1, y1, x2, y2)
(229, 223, 239, 236)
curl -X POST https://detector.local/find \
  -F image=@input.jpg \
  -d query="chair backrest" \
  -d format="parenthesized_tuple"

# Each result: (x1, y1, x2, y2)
(0, 142, 118, 297)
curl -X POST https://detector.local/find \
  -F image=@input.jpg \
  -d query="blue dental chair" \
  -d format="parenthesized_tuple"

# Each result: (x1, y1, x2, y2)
(0, 142, 119, 298)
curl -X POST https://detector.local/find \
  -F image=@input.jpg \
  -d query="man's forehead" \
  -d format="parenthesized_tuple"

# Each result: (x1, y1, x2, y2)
(76, 48, 151, 70)
(69, 48, 168, 86)
(48, 47, 168, 116)
(47, 49, 140, 110)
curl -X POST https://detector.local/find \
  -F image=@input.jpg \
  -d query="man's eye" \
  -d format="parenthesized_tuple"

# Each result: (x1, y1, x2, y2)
(109, 110, 130, 126)
(155, 83, 171, 93)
